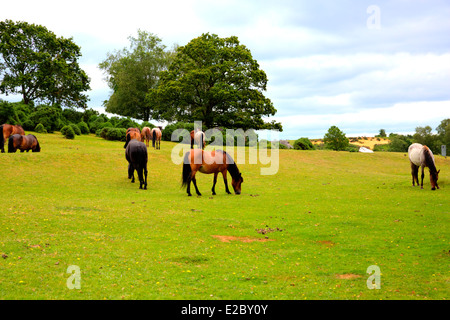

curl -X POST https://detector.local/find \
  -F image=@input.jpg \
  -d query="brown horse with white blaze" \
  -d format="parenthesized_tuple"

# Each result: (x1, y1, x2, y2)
(8, 134, 40, 153)
(1, 124, 25, 153)
(408, 143, 440, 190)
(182, 149, 243, 196)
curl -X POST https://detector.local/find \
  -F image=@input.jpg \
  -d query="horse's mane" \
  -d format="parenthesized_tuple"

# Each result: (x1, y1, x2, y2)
(222, 150, 241, 180)
(423, 146, 437, 174)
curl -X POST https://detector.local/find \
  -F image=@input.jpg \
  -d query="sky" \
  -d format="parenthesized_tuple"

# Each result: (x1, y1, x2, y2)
(1, 0, 450, 139)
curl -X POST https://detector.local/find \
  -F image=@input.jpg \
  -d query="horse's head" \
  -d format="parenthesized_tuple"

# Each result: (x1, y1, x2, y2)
(430, 169, 440, 190)
(231, 173, 243, 195)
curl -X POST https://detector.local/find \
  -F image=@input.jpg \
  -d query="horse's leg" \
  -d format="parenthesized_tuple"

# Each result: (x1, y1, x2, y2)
(222, 171, 231, 194)
(144, 166, 148, 190)
(192, 175, 202, 196)
(410, 163, 418, 186)
(212, 172, 218, 195)
(420, 166, 425, 189)
(137, 167, 144, 189)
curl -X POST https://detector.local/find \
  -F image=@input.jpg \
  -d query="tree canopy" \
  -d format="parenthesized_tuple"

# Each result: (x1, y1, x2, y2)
(148, 33, 282, 131)
(0, 20, 90, 109)
(99, 30, 174, 121)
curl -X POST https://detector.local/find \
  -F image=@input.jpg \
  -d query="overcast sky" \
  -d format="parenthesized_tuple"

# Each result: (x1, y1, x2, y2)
(2, 0, 450, 139)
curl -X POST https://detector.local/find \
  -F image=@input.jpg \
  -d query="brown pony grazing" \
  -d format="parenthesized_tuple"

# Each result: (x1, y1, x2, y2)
(181, 149, 243, 197)
(408, 143, 440, 190)
(151, 127, 162, 150)
(141, 127, 152, 147)
(124, 127, 141, 149)
(1, 124, 25, 153)
(8, 134, 41, 153)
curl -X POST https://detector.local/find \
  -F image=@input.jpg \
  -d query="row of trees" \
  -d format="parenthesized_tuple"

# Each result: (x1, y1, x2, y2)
(1, 21, 282, 132)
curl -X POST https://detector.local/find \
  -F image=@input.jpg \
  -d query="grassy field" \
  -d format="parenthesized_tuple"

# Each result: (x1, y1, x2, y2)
(0, 132, 448, 300)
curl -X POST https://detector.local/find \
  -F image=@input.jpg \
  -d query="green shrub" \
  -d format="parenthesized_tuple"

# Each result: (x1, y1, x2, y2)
(61, 125, 75, 139)
(22, 119, 35, 131)
(77, 121, 89, 134)
(69, 123, 81, 135)
(34, 123, 47, 133)
(294, 138, 314, 150)
(346, 144, 360, 152)
(105, 128, 127, 141)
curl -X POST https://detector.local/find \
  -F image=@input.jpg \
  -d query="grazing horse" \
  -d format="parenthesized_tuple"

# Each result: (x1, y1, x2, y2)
(408, 143, 440, 190)
(1, 124, 25, 153)
(190, 129, 205, 149)
(125, 139, 148, 190)
(141, 127, 152, 147)
(181, 149, 243, 196)
(8, 134, 40, 153)
(152, 127, 162, 149)
(124, 127, 141, 149)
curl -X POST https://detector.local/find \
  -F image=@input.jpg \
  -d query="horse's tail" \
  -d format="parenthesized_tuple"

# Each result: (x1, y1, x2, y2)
(201, 133, 204, 149)
(0, 125, 4, 151)
(152, 131, 156, 148)
(32, 135, 41, 152)
(8, 135, 15, 153)
(181, 151, 192, 188)
(124, 133, 130, 149)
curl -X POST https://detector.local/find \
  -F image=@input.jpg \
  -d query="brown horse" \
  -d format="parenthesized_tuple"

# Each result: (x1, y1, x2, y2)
(8, 134, 40, 153)
(408, 143, 440, 190)
(152, 127, 162, 150)
(1, 124, 25, 153)
(141, 127, 152, 147)
(124, 127, 141, 149)
(181, 149, 243, 196)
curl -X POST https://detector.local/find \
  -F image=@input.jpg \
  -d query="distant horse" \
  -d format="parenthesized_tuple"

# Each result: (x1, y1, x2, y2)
(8, 134, 40, 153)
(125, 139, 148, 190)
(190, 129, 205, 149)
(182, 149, 243, 196)
(124, 127, 141, 149)
(141, 127, 152, 147)
(408, 143, 440, 190)
(152, 127, 162, 150)
(1, 124, 25, 153)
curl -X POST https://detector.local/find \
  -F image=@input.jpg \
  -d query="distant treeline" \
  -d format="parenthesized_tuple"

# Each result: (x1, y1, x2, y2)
(373, 120, 449, 155)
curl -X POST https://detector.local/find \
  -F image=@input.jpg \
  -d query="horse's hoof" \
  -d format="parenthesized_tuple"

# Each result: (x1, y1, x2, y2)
(188, 194, 192, 197)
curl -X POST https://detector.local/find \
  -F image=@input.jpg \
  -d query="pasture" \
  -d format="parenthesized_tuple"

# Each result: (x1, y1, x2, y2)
(0, 132, 448, 300)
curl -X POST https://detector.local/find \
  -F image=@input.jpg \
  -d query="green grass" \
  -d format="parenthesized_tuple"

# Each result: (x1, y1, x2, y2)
(0, 132, 449, 300)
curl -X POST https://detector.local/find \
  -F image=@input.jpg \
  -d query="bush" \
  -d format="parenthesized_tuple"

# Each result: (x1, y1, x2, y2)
(105, 128, 127, 141)
(70, 123, 81, 135)
(22, 119, 35, 131)
(61, 125, 75, 139)
(77, 121, 89, 134)
(34, 123, 47, 133)
(324, 126, 349, 151)
(346, 144, 360, 152)
(28, 105, 62, 133)
(294, 138, 314, 150)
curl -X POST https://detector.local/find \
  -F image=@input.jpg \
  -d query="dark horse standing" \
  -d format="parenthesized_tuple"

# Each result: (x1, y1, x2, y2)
(182, 149, 243, 196)
(1, 124, 25, 153)
(125, 139, 148, 190)
(8, 134, 40, 153)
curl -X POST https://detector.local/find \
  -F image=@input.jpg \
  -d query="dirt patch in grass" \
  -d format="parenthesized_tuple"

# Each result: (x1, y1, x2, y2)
(317, 240, 335, 247)
(335, 274, 362, 279)
(212, 235, 274, 243)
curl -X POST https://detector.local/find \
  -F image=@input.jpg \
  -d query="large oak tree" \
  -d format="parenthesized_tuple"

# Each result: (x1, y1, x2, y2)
(0, 20, 90, 109)
(148, 33, 282, 131)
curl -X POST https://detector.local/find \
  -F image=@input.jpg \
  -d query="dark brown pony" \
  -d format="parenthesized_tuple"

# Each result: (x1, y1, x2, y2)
(181, 149, 243, 196)
(124, 127, 141, 149)
(141, 127, 152, 147)
(152, 127, 162, 149)
(125, 139, 148, 190)
(1, 124, 25, 153)
(408, 143, 440, 190)
(8, 134, 40, 153)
